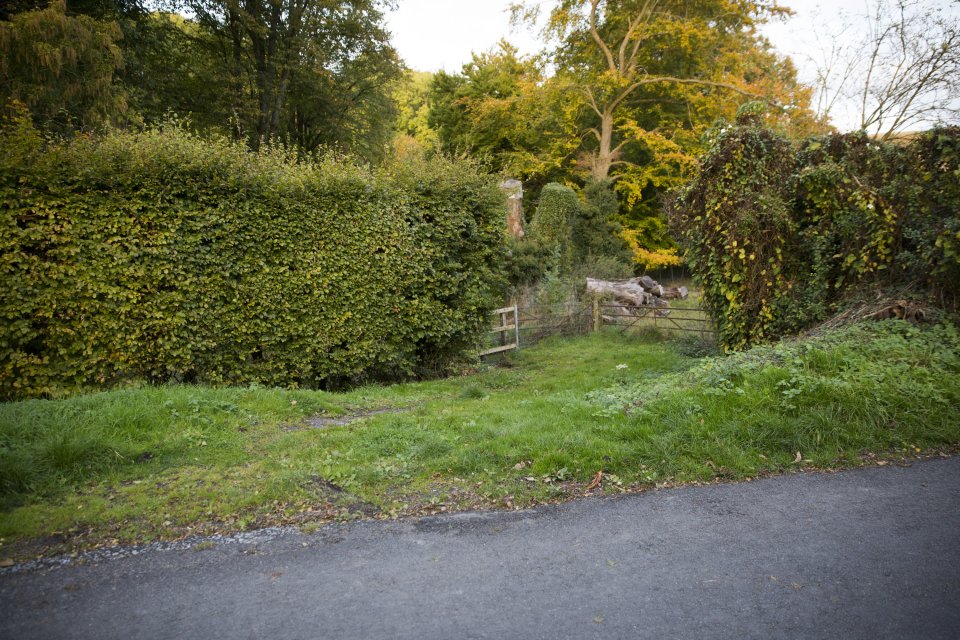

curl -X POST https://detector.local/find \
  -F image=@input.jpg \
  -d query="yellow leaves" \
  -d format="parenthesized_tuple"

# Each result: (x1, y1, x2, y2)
(612, 125, 698, 207)
(621, 229, 683, 269)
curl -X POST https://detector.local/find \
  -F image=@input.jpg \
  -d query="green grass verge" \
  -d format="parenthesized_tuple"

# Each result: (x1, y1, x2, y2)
(1, 322, 958, 560)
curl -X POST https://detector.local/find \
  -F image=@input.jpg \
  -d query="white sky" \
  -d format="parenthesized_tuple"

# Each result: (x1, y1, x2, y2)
(386, 0, 959, 133)
(384, 1, 837, 73)
(385, 0, 541, 72)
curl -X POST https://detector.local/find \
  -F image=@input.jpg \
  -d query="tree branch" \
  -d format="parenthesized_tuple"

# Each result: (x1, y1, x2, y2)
(589, 0, 618, 73)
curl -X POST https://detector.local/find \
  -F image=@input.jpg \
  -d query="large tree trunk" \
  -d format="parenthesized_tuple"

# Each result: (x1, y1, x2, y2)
(591, 108, 616, 181)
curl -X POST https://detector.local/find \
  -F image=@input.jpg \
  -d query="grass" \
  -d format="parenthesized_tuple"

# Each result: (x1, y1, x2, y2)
(1, 322, 959, 560)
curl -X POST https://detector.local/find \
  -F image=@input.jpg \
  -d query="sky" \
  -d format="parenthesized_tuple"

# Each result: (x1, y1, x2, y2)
(384, 0, 837, 73)
(384, 1, 539, 73)
(385, 0, 959, 133)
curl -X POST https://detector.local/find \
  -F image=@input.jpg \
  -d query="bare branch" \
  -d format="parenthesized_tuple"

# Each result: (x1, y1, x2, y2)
(811, 0, 960, 135)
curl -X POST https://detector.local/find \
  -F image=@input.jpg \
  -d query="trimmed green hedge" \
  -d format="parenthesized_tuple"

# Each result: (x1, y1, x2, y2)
(528, 182, 578, 274)
(0, 115, 505, 398)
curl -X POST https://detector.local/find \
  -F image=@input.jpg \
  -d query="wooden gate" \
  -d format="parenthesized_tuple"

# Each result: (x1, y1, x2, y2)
(480, 305, 519, 357)
(596, 300, 715, 336)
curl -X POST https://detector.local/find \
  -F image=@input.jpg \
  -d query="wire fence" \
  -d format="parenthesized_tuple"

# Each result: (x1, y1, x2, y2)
(480, 296, 715, 357)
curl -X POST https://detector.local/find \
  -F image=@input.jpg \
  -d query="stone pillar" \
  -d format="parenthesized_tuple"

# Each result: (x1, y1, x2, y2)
(499, 179, 525, 240)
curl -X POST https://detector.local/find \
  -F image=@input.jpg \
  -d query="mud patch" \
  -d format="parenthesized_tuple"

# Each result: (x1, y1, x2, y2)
(306, 475, 380, 517)
(305, 407, 407, 429)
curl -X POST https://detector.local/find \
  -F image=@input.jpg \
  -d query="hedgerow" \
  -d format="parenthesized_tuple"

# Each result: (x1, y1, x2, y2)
(0, 109, 505, 398)
(669, 105, 960, 351)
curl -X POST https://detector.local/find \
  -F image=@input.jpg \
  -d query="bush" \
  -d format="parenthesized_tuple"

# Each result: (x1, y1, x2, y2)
(502, 237, 554, 291)
(902, 127, 960, 305)
(670, 117, 960, 351)
(574, 180, 632, 266)
(669, 121, 810, 350)
(528, 182, 578, 274)
(0, 118, 506, 398)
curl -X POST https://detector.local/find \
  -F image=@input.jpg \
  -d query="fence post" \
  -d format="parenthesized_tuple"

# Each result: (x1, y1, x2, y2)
(513, 304, 520, 350)
(592, 296, 601, 334)
(500, 309, 508, 346)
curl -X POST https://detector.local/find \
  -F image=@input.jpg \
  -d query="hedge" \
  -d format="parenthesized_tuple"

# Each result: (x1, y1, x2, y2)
(0, 112, 506, 399)
(669, 107, 960, 351)
(527, 183, 579, 274)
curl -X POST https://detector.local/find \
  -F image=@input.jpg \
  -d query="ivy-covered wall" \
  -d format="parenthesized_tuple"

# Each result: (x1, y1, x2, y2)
(0, 112, 505, 399)
(670, 111, 960, 351)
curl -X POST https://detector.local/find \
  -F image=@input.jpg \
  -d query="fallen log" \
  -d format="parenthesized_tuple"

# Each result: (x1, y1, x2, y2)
(586, 275, 687, 319)
(627, 276, 688, 300)
(659, 286, 689, 300)
(586, 276, 686, 303)
(586, 278, 662, 307)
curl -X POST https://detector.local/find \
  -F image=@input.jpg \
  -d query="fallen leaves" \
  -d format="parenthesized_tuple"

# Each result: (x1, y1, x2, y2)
(586, 471, 603, 492)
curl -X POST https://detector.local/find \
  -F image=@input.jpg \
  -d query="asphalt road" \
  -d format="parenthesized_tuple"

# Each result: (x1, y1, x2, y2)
(2, 458, 959, 640)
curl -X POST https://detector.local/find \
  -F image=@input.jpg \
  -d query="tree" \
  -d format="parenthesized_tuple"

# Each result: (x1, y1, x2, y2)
(0, 0, 127, 131)
(428, 42, 558, 170)
(507, 0, 820, 269)
(514, 0, 798, 182)
(176, 0, 401, 154)
(283, 36, 401, 160)
(574, 180, 632, 264)
(808, 0, 959, 139)
(392, 70, 438, 152)
(1, 0, 44, 21)
(120, 12, 238, 134)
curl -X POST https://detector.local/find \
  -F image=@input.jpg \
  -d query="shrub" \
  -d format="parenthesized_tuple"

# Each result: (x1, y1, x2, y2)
(669, 120, 811, 350)
(502, 237, 554, 291)
(670, 117, 960, 351)
(901, 127, 960, 306)
(574, 180, 632, 266)
(0, 119, 505, 398)
(528, 182, 578, 274)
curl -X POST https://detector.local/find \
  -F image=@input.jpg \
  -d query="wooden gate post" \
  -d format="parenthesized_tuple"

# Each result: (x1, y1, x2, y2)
(513, 303, 520, 350)
(592, 296, 601, 334)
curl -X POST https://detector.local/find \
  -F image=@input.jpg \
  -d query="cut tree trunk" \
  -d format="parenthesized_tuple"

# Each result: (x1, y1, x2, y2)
(586, 276, 688, 319)
(586, 278, 664, 307)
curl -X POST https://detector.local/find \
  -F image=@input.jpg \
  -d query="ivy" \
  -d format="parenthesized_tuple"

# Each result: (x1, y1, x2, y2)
(669, 112, 960, 351)
(528, 182, 578, 275)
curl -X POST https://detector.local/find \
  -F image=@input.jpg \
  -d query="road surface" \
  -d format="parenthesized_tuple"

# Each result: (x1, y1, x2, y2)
(2, 458, 959, 639)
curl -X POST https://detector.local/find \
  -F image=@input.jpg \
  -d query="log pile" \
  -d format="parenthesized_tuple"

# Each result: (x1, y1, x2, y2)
(586, 276, 688, 319)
